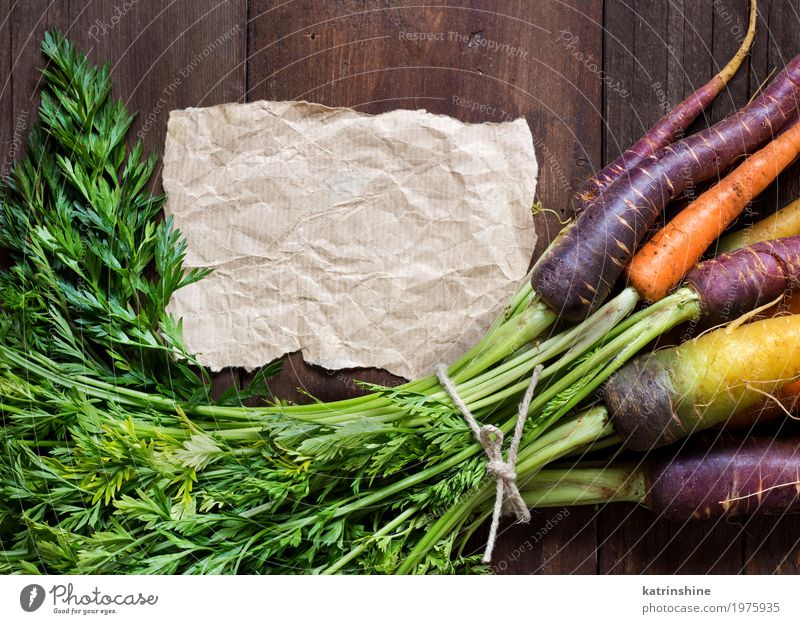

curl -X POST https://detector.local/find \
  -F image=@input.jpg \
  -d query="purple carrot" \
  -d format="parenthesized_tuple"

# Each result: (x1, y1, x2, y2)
(522, 437, 800, 519)
(532, 54, 800, 322)
(574, 0, 758, 214)
(685, 236, 800, 325)
(645, 437, 800, 520)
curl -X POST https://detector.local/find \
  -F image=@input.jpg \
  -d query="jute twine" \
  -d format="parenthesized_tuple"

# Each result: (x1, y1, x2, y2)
(435, 363, 544, 563)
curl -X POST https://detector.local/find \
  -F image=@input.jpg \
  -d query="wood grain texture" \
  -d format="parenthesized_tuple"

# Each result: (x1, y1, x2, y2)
(666, 0, 714, 125)
(68, 0, 247, 159)
(0, 0, 11, 171)
(598, 506, 746, 574)
(750, 0, 800, 209)
(3, 0, 800, 574)
(248, 0, 601, 239)
(10, 0, 68, 129)
(485, 507, 593, 574)
(0, 3, 11, 185)
(708, 0, 750, 122)
(743, 515, 800, 574)
(603, 0, 669, 165)
(246, 351, 404, 406)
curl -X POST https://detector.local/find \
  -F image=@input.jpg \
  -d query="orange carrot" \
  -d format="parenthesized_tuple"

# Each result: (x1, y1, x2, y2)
(628, 121, 800, 302)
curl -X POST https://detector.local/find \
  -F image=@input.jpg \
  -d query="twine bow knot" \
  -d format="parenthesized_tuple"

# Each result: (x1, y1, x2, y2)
(435, 363, 543, 563)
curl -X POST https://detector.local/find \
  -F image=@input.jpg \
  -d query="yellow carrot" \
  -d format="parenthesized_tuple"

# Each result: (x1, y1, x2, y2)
(607, 315, 800, 449)
(716, 197, 800, 253)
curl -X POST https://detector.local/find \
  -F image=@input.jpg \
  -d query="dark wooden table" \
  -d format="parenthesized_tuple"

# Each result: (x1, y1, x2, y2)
(3, 0, 800, 574)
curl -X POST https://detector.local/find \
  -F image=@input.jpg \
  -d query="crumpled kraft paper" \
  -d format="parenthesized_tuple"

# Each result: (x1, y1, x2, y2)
(163, 100, 538, 379)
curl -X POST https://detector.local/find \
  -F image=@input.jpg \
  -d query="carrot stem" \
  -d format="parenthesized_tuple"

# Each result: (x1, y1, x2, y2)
(717, 0, 758, 84)
(519, 465, 645, 508)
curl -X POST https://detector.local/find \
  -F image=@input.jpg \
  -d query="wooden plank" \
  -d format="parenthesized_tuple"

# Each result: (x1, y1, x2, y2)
(707, 0, 751, 123)
(599, 468, 748, 573)
(744, 515, 800, 574)
(603, 0, 670, 166)
(598, 505, 746, 574)
(491, 507, 584, 574)
(666, 0, 715, 129)
(3, 1, 68, 273)
(0, 0, 11, 171)
(0, 0, 10, 272)
(248, 0, 604, 573)
(9, 0, 68, 134)
(748, 0, 795, 98)
(251, 352, 403, 405)
(6, 0, 247, 176)
(209, 367, 243, 402)
(67, 0, 247, 158)
(529, 504, 599, 574)
(743, 0, 789, 221)
(752, 0, 800, 206)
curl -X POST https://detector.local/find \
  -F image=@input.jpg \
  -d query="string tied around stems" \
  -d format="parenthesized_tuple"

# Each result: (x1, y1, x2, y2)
(435, 363, 544, 563)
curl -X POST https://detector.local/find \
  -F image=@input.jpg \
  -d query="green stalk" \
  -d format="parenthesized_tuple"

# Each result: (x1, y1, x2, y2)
(348, 287, 696, 432)
(3, 287, 644, 439)
(8, 290, 701, 543)
(0, 403, 27, 416)
(449, 301, 556, 382)
(503, 288, 701, 429)
(1, 292, 556, 426)
(2, 298, 555, 429)
(479, 269, 535, 340)
(341, 288, 634, 433)
(439, 287, 640, 410)
(455, 463, 643, 551)
(18, 440, 60, 448)
(15, 290, 697, 545)
(385, 287, 641, 430)
(287, 298, 554, 423)
(561, 434, 622, 458)
(395, 407, 613, 574)
(519, 464, 645, 508)
(253, 286, 549, 418)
